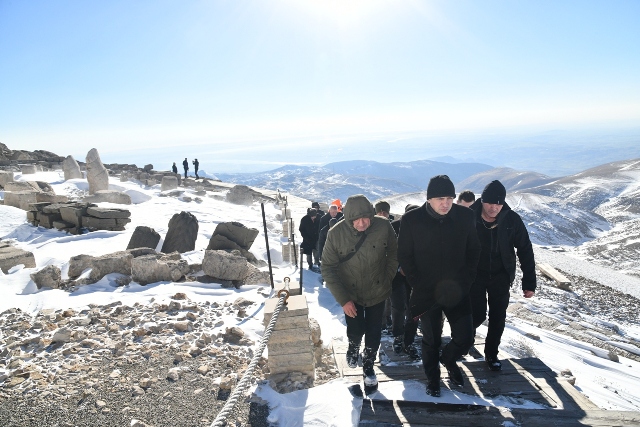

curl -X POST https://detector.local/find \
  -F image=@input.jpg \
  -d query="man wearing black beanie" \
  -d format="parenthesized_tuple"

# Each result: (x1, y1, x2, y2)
(468, 180, 536, 372)
(397, 175, 481, 397)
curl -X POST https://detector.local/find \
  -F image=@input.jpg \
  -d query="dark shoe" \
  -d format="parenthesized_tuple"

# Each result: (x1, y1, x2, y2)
(393, 336, 404, 354)
(362, 347, 378, 387)
(403, 343, 420, 360)
(468, 345, 483, 359)
(486, 357, 502, 371)
(346, 341, 360, 368)
(440, 356, 464, 387)
(426, 381, 441, 397)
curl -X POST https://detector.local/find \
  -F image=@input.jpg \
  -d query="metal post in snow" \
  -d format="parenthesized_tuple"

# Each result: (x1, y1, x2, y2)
(261, 202, 275, 289)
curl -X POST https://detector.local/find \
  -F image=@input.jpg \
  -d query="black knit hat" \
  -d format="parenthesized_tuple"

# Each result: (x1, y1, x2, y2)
(404, 204, 419, 212)
(481, 180, 507, 205)
(426, 175, 455, 199)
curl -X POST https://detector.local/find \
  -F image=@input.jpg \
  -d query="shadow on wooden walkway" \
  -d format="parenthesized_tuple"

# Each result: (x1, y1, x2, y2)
(333, 338, 640, 426)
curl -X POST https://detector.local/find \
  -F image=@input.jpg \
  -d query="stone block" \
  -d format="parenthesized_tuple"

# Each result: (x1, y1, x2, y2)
(0, 242, 36, 273)
(36, 193, 68, 204)
(37, 212, 62, 228)
(264, 295, 308, 324)
(268, 327, 312, 345)
(268, 362, 314, 376)
(0, 170, 14, 188)
(161, 176, 179, 191)
(59, 205, 90, 227)
(4, 191, 38, 210)
(267, 315, 312, 331)
(267, 351, 315, 366)
(87, 206, 131, 219)
(52, 220, 75, 231)
(127, 226, 161, 250)
(82, 216, 117, 229)
(28, 202, 52, 212)
(84, 190, 131, 205)
(21, 165, 37, 174)
(267, 341, 314, 356)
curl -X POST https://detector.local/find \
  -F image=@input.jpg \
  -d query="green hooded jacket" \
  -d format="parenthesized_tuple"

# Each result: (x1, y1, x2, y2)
(321, 194, 398, 307)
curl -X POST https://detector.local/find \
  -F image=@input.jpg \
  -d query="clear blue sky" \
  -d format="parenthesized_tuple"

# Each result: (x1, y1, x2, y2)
(1, 0, 639, 171)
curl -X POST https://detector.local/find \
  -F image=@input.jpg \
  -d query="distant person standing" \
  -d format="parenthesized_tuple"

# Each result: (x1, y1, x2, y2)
(468, 180, 536, 371)
(397, 175, 481, 397)
(172, 162, 178, 174)
(182, 158, 189, 179)
(193, 158, 200, 179)
(322, 194, 398, 392)
(457, 190, 475, 208)
(299, 207, 320, 269)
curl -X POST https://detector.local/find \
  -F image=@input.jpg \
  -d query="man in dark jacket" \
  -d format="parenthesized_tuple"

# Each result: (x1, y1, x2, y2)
(469, 180, 536, 371)
(182, 158, 189, 179)
(299, 208, 320, 269)
(398, 175, 481, 397)
(390, 204, 420, 359)
(322, 194, 398, 390)
(192, 158, 199, 179)
(172, 162, 178, 174)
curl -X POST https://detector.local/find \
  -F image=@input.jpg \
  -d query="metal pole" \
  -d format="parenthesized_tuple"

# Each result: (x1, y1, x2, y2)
(261, 202, 275, 289)
(290, 217, 297, 266)
(299, 247, 304, 287)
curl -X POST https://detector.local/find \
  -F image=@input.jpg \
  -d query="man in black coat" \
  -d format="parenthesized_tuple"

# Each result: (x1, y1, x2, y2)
(193, 158, 200, 179)
(182, 158, 189, 179)
(468, 180, 536, 371)
(398, 175, 481, 397)
(299, 208, 320, 269)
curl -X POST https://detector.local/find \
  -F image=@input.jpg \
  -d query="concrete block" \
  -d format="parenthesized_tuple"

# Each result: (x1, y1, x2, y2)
(266, 314, 311, 331)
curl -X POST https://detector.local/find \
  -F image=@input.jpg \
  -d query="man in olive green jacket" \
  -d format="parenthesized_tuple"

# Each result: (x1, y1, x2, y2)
(322, 194, 398, 389)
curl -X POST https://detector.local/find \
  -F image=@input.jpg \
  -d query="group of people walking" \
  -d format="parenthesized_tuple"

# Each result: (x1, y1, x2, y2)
(298, 200, 343, 271)
(317, 175, 536, 396)
(172, 158, 199, 179)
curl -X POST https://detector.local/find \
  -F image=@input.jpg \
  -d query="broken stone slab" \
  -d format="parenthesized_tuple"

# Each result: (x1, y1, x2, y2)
(0, 241, 36, 273)
(161, 211, 198, 254)
(87, 206, 131, 219)
(83, 190, 132, 205)
(70, 251, 133, 284)
(202, 250, 249, 281)
(127, 226, 161, 250)
(52, 220, 75, 231)
(131, 254, 190, 285)
(4, 180, 54, 193)
(37, 212, 62, 228)
(226, 185, 255, 205)
(208, 221, 259, 251)
(35, 193, 68, 204)
(59, 204, 93, 227)
(30, 265, 62, 289)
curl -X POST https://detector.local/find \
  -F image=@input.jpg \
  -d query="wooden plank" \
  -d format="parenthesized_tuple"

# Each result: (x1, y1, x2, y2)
(537, 263, 572, 290)
(359, 400, 640, 426)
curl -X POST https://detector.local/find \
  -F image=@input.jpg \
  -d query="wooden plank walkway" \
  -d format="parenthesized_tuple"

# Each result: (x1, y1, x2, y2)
(333, 337, 640, 426)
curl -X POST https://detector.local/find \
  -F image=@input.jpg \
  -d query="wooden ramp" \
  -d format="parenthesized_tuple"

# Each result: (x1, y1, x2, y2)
(333, 338, 640, 426)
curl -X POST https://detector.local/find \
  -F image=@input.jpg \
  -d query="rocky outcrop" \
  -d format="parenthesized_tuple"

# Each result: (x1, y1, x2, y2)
(161, 212, 198, 254)
(127, 226, 161, 250)
(0, 240, 36, 273)
(207, 222, 259, 251)
(85, 148, 109, 194)
(26, 203, 130, 233)
(62, 155, 83, 180)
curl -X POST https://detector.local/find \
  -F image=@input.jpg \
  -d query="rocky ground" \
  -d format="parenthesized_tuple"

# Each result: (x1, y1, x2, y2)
(2, 268, 640, 427)
(0, 293, 340, 427)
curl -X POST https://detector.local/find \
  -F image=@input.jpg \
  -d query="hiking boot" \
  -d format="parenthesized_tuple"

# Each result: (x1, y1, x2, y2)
(440, 356, 464, 387)
(403, 343, 420, 360)
(346, 341, 360, 368)
(426, 380, 441, 397)
(486, 357, 502, 371)
(393, 336, 404, 355)
(362, 347, 378, 387)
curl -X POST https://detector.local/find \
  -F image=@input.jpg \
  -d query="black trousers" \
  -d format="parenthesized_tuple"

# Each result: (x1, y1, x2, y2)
(420, 295, 474, 383)
(345, 300, 386, 355)
(390, 274, 419, 346)
(470, 271, 511, 359)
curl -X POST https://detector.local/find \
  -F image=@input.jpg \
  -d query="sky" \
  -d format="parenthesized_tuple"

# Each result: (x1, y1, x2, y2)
(1, 171, 640, 425)
(1, 0, 640, 172)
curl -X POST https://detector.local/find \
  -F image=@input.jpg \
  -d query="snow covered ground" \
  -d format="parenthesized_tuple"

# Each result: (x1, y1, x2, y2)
(1, 170, 640, 426)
